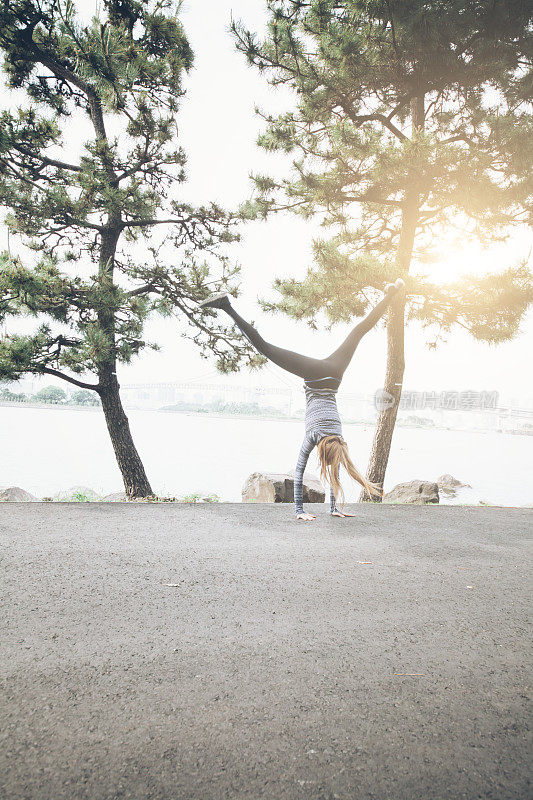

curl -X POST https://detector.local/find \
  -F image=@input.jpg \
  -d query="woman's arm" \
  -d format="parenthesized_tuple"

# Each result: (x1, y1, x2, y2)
(294, 435, 316, 519)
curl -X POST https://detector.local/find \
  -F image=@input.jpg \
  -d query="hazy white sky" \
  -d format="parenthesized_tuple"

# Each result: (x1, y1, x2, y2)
(1, 0, 532, 403)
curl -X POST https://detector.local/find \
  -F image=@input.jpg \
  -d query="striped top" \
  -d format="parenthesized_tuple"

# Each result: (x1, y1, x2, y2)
(294, 380, 343, 515)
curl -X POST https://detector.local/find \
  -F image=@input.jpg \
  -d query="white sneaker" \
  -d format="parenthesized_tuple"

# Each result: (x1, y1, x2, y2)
(198, 291, 230, 310)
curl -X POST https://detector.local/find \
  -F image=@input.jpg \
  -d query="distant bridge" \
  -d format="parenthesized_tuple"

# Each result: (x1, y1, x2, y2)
(120, 382, 533, 419)
(122, 382, 291, 397)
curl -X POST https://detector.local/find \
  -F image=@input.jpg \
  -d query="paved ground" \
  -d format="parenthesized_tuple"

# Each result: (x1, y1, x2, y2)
(0, 503, 531, 800)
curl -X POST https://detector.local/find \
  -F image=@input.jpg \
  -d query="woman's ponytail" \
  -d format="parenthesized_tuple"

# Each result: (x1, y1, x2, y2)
(317, 435, 382, 509)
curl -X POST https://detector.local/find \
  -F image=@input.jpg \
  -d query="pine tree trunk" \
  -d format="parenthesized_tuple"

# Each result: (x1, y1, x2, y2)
(363, 294, 406, 499)
(96, 227, 153, 498)
(99, 372, 153, 498)
(362, 96, 424, 501)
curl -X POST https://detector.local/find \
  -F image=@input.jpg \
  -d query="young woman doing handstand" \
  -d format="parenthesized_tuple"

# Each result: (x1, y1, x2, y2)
(200, 279, 405, 520)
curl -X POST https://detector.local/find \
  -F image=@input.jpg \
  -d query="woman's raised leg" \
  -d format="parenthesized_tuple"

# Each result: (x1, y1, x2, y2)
(200, 280, 404, 383)
(322, 280, 404, 378)
(202, 293, 333, 381)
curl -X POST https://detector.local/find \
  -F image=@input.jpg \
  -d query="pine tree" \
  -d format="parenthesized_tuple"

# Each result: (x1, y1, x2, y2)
(233, 0, 532, 497)
(0, 0, 261, 497)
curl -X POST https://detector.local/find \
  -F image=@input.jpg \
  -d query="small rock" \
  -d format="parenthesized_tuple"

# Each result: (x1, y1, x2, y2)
(0, 486, 38, 502)
(437, 474, 471, 496)
(384, 480, 439, 504)
(54, 486, 101, 502)
(242, 472, 325, 504)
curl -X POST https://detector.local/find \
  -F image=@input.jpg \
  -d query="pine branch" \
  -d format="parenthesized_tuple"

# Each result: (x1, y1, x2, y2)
(39, 367, 100, 392)
(121, 217, 188, 228)
(342, 194, 402, 206)
(342, 109, 409, 142)
(30, 44, 117, 184)
(438, 133, 476, 146)
(11, 144, 82, 172)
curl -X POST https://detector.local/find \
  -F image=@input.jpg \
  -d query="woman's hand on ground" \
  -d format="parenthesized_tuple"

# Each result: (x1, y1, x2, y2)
(331, 511, 357, 518)
(296, 513, 316, 521)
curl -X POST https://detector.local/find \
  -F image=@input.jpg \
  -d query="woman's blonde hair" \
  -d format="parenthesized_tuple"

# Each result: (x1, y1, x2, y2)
(317, 435, 382, 508)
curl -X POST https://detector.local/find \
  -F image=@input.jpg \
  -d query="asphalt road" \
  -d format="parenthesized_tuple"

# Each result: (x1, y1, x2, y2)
(1, 503, 531, 800)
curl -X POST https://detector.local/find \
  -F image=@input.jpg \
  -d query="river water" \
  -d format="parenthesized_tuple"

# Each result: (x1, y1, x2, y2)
(0, 405, 531, 506)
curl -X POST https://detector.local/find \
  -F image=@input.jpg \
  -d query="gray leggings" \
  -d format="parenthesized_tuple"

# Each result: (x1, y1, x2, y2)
(222, 295, 391, 390)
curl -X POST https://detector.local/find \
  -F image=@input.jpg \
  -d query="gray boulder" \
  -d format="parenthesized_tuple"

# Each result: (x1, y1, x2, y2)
(0, 486, 38, 502)
(437, 474, 471, 496)
(242, 472, 325, 504)
(384, 480, 439, 504)
(101, 491, 128, 502)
